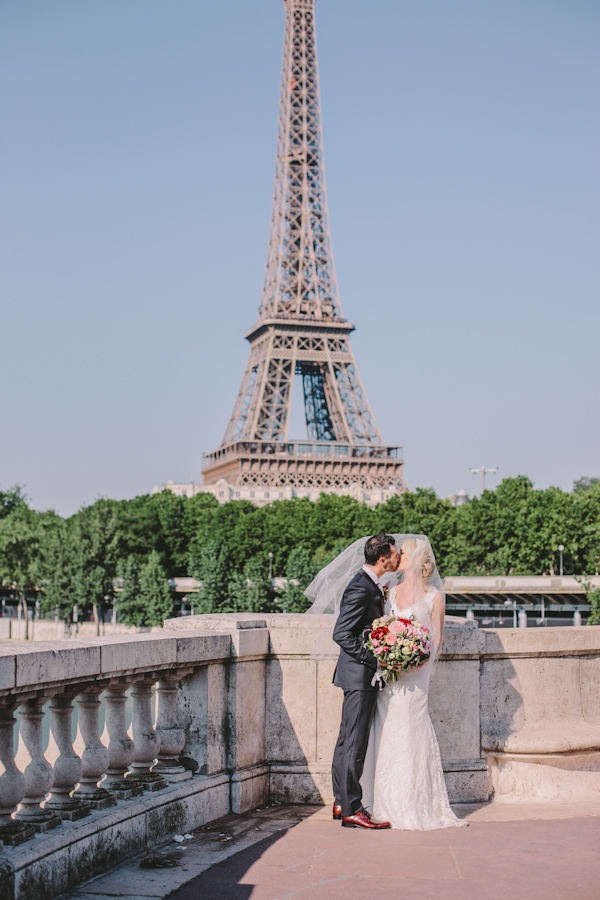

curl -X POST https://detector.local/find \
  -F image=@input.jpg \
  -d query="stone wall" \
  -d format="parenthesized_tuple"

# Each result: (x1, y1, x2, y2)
(166, 614, 600, 807)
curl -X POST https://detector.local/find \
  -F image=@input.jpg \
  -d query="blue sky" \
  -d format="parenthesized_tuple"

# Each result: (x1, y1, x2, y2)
(1, 0, 598, 516)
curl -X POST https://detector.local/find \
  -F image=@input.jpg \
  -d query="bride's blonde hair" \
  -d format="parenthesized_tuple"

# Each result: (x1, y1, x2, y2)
(402, 539, 436, 583)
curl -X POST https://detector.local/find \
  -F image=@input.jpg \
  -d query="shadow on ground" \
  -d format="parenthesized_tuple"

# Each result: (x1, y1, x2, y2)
(170, 832, 285, 900)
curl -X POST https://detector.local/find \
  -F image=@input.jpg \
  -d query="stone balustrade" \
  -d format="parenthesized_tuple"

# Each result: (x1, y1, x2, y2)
(0, 630, 238, 900)
(0, 616, 599, 900)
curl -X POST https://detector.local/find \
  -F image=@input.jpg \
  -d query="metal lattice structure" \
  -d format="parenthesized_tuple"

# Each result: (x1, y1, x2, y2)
(203, 0, 405, 493)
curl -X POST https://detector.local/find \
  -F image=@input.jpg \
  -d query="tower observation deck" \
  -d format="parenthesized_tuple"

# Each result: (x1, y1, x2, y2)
(202, 0, 405, 500)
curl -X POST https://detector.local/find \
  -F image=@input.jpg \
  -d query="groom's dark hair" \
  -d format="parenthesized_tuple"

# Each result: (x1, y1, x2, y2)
(364, 534, 396, 565)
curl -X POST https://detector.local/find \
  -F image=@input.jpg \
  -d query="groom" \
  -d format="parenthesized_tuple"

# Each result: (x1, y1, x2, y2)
(331, 534, 400, 830)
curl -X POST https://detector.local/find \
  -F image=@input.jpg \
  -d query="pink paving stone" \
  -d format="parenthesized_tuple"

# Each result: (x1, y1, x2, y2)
(170, 814, 600, 900)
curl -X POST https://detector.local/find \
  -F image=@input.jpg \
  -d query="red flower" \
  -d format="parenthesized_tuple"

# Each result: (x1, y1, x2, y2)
(371, 626, 389, 641)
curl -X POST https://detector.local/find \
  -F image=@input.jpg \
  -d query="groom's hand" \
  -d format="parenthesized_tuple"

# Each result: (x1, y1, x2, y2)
(361, 626, 378, 670)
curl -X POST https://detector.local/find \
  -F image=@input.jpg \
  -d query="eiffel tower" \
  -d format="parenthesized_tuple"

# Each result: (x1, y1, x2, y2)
(202, 0, 405, 499)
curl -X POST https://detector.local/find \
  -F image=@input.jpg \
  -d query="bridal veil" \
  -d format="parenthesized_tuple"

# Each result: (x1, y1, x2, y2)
(304, 534, 446, 670)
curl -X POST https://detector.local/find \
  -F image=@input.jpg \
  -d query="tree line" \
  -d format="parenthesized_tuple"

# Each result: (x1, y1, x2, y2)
(0, 475, 599, 628)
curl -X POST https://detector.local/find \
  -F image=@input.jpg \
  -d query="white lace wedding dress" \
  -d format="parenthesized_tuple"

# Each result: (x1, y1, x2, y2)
(360, 588, 466, 830)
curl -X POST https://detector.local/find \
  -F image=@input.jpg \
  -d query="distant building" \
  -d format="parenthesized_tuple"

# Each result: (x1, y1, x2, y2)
(449, 489, 470, 507)
(153, 478, 400, 508)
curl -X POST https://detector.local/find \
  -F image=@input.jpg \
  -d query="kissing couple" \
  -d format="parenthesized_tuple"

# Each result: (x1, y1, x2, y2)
(306, 533, 467, 831)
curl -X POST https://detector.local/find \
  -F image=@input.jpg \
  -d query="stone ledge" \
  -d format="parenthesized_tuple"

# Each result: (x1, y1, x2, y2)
(0, 632, 235, 698)
(483, 626, 600, 657)
(442, 759, 488, 772)
(488, 750, 600, 802)
(267, 759, 491, 805)
(483, 724, 600, 754)
(8, 642, 101, 692)
(2, 774, 231, 900)
(230, 765, 270, 784)
(164, 614, 268, 632)
(164, 619, 270, 658)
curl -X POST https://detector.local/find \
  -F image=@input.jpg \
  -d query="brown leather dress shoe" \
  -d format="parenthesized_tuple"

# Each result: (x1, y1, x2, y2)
(342, 809, 391, 829)
(333, 803, 342, 820)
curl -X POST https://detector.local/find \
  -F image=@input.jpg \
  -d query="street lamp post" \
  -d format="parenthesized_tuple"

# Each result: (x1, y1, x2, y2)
(504, 598, 517, 628)
(469, 466, 498, 494)
(558, 544, 564, 577)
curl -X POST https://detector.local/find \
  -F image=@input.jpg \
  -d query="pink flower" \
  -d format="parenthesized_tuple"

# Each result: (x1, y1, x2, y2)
(372, 639, 380, 648)
(424, 641, 431, 653)
(388, 620, 404, 634)
(385, 633, 397, 646)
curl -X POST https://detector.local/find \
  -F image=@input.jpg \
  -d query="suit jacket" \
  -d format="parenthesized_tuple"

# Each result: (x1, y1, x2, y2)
(332, 569, 384, 692)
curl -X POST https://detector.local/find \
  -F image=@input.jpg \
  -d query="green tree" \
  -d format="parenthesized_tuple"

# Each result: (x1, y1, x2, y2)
(71, 500, 120, 634)
(306, 494, 373, 556)
(0, 496, 49, 637)
(183, 493, 220, 567)
(190, 540, 230, 613)
(5, 473, 600, 625)
(139, 551, 173, 627)
(312, 537, 353, 573)
(573, 477, 600, 494)
(574, 576, 600, 625)
(280, 547, 315, 613)
(230, 556, 274, 614)
(447, 476, 535, 576)
(150, 491, 189, 575)
(116, 555, 144, 627)
(37, 519, 76, 624)
(0, 485, 28, 520)
(187, 498, 255, 578)
(250, 497, 315, 577)
(113, 495, 162, 563)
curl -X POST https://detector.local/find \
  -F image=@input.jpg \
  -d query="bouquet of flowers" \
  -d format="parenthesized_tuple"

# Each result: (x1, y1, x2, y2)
(363, 614, 431, 686)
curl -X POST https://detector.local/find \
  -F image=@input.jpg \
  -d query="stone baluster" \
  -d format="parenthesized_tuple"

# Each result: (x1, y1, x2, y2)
(0, 704, 35, 845)
(153, 674, 192, 782)
(15, 699, 61, 832)
(73, 689, 116, 809)
(125, 680, 167, 791)
(44, 693, 91, 820)
(101, 684, 143, 798)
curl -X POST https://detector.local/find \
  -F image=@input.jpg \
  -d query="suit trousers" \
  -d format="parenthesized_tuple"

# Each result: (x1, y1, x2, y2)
(331, 688, 378, 817)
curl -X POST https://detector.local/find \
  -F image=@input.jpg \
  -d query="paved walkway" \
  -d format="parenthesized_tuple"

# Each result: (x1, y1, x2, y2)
(69, 801, 600, 900)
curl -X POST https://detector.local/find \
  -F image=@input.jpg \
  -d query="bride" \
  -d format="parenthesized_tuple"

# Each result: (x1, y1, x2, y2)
(305, 534, 466, 831)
